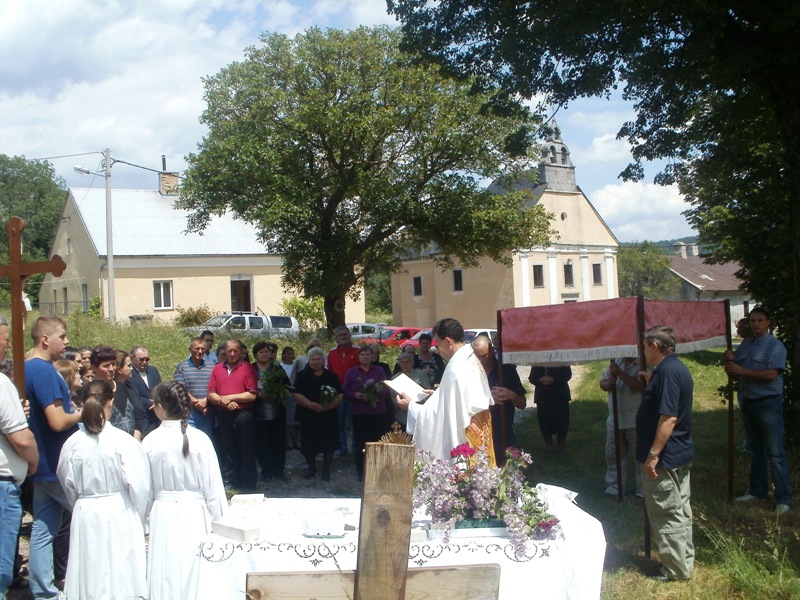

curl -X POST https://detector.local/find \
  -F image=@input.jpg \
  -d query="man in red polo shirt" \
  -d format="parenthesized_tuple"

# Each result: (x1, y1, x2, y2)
(327, 326, 360, 456)
(208, 339, 258, 490)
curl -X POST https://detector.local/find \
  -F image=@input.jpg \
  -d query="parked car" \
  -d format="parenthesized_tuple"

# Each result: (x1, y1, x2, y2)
(361, 326, 423, 347)
(404, 328, 433, 348)
(181, 312, 300, 337)
(463, 328, 499, 347)
(347, 322, 384, 340)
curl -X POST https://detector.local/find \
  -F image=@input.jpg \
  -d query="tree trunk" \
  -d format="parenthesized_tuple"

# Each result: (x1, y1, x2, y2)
(324, 295, 347, 334)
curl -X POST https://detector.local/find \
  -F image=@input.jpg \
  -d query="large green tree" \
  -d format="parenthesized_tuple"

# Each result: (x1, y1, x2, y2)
(179, 26, 555, 330)
(0, 155, 66, 304)
(389, 0, 800, 398)
(617, 242, 679, 299)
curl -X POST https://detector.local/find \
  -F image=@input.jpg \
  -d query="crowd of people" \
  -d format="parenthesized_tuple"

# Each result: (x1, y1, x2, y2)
(0, 308, 792, 595)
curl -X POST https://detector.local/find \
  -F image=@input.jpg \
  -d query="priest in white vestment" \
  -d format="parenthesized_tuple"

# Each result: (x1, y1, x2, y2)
(398, 318, 492, 461)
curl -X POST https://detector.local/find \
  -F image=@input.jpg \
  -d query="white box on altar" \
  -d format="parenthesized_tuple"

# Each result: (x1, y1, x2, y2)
(211, 515, 262, 542)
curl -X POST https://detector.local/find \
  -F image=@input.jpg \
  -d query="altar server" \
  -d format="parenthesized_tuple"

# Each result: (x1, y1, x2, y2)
(56, 380, 150, 600)
(143, 381, 227, 600)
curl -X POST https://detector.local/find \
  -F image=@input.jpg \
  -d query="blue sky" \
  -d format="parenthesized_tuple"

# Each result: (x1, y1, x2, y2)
(0, 0, 694, 242)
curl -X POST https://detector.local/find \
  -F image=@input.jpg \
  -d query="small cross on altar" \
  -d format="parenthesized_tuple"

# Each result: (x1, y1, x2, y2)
(0, 217, 66, 396)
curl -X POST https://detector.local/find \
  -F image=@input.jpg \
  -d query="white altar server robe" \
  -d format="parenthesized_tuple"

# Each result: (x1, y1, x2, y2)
(57, 422, 150, 600)
(407, 343, 492, 461)
(143, 420, 227, 600)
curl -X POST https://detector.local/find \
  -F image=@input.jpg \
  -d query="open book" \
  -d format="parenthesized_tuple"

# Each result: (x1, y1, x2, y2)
(383, 373, 431, 403)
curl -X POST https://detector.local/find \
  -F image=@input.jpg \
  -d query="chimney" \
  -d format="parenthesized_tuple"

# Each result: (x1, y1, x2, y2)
(158, 155, 179, 196)
(673, 242, 687, 259)
(689, 243, 699, 256)
(159, 172, 180, 196)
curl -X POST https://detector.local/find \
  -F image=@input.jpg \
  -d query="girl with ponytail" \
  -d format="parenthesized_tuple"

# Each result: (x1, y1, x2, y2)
(56, 380, 151, 600)
(143, 380, 227, 600)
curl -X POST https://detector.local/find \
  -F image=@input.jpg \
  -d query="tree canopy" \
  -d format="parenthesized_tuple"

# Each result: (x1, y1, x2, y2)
(0, 155, 66, 304)
(617, 242, 679, 299)
(179, 26, 555, 330)
(389, 0, 800, 398)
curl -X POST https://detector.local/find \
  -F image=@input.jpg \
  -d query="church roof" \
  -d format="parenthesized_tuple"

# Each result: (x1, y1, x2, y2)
(66, 187, 268, 258)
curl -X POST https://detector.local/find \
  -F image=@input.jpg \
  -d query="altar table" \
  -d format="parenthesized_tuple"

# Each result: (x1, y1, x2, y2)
(191, 485, 606, 599)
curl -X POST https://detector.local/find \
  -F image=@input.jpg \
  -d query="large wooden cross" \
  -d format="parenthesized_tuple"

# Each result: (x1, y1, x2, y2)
(1, 217, 66, 396)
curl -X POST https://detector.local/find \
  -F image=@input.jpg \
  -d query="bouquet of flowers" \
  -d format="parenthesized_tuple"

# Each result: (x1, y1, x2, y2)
(318, 385, 339, 406)
(258, 367, 292, 408)
(413, 445, 559, 552)
(360, 378, 384, 408)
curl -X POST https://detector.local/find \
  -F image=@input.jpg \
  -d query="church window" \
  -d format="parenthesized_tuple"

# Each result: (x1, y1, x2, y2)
(592, 263, 603, 285)
(452, 269, 463, 292)
(533, 265, 545, 288)
(564, 263, 574, 287)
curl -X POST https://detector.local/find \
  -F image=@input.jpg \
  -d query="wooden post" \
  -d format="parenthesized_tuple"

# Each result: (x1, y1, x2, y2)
(610, 360, 624, 504)
(0, 217, 66, 395)
(354, 442, 416, 600)
(636, 296, 651, 559)
(724, 300, 734, 501)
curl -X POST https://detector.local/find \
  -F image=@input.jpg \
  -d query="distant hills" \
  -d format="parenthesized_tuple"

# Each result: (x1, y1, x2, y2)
(621, 236, 703, 254)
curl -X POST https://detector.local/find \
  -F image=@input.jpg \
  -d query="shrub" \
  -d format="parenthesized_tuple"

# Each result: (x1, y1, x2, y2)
(280, 296, 325, 332)
(85, 295, 103, 319)
(174, 304, 213, 327)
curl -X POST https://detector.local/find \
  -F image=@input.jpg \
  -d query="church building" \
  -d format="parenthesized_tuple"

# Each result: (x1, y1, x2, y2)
(391, 123, 620, 329)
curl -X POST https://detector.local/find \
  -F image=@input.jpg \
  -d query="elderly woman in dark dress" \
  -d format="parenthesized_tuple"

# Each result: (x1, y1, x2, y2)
(529, 366, 572, 456)
(292, 347, 342, 481)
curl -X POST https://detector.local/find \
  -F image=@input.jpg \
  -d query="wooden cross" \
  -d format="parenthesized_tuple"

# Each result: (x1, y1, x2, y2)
(1, 217, 66, 396)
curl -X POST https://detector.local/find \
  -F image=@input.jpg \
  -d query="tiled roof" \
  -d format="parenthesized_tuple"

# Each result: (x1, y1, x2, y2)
(68, 187, 269, 257)
(669, 255, 744, 292)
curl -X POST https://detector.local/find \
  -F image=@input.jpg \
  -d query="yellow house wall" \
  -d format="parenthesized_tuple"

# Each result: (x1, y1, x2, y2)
(392, 188, 620, 325)
(39, 194, 102, 315)
(539, 191, 618, 246)
(107, 264, 365, 324)
(38, 193, 365, 326)
(392, 256, 513, 328)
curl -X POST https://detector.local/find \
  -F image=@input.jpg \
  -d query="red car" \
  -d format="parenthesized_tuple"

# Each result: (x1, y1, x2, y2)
(362, 326, 423, 347)
(404, 328, 434, 348)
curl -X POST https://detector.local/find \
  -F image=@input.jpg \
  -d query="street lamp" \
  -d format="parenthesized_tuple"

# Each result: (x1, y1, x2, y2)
(74, 147, 116, 324)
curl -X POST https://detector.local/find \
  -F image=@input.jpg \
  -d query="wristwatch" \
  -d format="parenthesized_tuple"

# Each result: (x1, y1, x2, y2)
(648, 450, 659, 458)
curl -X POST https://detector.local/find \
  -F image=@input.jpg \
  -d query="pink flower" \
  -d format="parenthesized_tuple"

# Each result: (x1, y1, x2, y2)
(450, 444, 476, 458)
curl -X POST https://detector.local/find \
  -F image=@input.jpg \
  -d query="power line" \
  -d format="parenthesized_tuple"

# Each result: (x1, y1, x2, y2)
(28, 151, 101, 161)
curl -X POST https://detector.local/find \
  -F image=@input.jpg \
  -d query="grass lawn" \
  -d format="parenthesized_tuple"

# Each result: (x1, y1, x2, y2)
(17, 314, 800, 598)
(515, 353, 800, 599)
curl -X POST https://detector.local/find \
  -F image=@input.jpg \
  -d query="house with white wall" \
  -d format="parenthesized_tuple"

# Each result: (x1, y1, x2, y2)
(39, 175, 365, 324)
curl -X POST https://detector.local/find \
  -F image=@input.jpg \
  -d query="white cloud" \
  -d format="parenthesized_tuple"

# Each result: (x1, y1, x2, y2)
(590, 182, 696, 243)
(1, 1, 401, 190)
(573, 133, 630, 165)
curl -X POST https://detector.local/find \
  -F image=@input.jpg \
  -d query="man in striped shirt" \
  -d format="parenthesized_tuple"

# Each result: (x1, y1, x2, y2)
(174, 337, 215, 440)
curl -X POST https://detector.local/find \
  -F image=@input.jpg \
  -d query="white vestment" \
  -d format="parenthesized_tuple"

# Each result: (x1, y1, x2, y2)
(407, 344, 492, 461)
(143, 420, 227, 600)
(57, 422, 150, 600)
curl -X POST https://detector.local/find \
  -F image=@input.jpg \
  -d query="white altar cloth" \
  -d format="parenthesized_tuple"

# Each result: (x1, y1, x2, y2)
(192, 485, 605, 599)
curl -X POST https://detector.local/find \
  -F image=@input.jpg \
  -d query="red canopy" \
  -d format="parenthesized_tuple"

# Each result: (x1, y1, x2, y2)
(499, 297, 727, 365)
